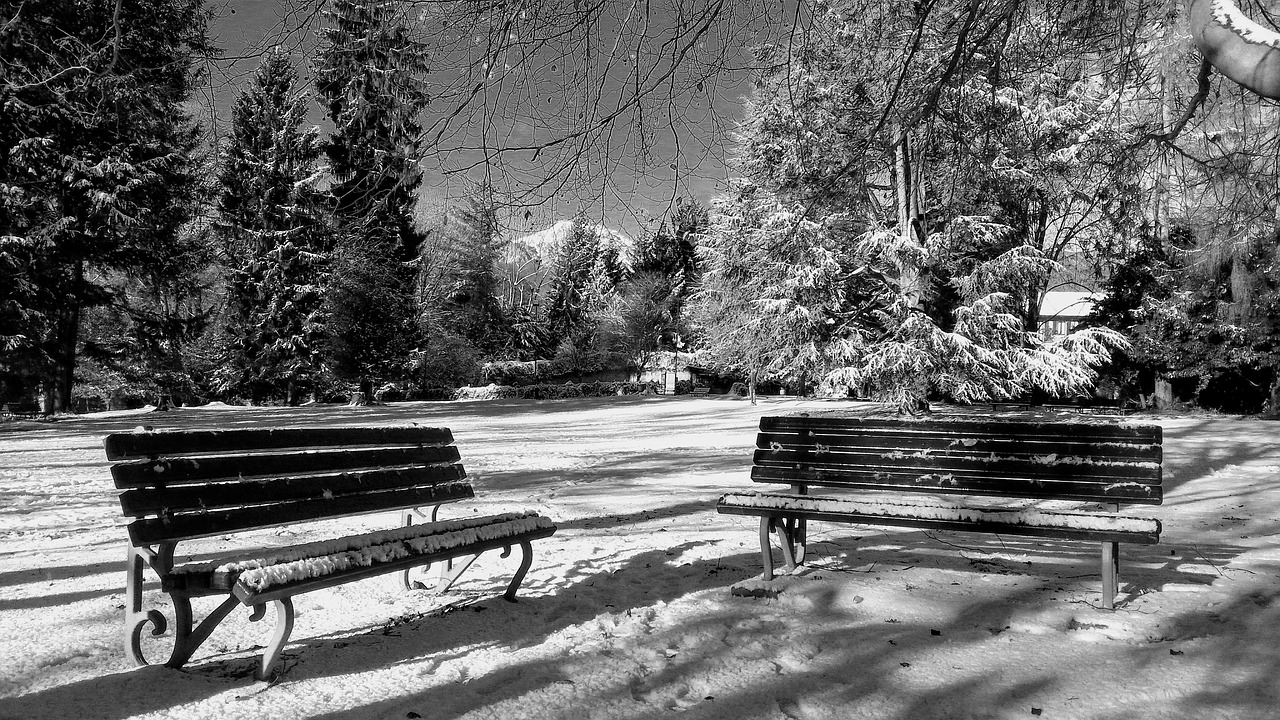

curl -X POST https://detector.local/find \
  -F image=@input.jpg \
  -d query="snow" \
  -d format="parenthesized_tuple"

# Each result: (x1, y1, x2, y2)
(2, 398, 1280, 719)
(168, 513, 555, 594)
(1212, 0, 1280, 48)
(717, 492, 1160, 534)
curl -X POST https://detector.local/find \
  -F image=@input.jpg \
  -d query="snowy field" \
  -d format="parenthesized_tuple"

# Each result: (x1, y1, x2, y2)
(1, 396, 1278, 720)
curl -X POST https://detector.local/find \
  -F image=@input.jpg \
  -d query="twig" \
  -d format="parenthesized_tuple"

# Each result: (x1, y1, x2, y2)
(1191, 544, 1226, 577)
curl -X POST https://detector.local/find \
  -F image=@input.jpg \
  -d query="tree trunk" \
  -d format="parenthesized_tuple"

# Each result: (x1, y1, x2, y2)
(894, 127, 930, 413)
(349, 378, 373, 406)
(1154, 376, 1174, 410)
(54, 260, 85, 413)
(41, 381, 55, 415)
(1266, 374, 1280, 418)
(894, 127, 924, 311)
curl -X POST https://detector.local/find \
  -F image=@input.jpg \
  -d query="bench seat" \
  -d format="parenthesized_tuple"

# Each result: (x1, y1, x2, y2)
(718, 491, 1161, 544)
(166, 513, 556, 600)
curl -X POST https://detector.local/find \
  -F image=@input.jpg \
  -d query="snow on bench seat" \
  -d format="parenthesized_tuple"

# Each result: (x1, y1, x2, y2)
(718, 491, 1161, 543)
(167, 512, 554, 599)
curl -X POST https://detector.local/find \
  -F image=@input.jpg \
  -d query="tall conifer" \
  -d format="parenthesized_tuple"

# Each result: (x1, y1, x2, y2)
(215, 50, 329, 403)
(313, 0, 431, 394)
(0, 0, 210, 411)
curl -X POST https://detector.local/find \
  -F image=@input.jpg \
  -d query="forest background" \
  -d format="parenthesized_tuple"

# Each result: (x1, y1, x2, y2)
(4, 0, 1280, 417)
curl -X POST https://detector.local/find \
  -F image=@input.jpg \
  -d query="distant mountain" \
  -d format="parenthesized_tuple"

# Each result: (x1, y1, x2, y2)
(495, 220, 633, 311)
(510, 220, 633, 265)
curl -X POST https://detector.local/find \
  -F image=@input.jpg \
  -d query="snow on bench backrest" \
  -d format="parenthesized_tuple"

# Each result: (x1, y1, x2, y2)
(751, 415, 1163, 505)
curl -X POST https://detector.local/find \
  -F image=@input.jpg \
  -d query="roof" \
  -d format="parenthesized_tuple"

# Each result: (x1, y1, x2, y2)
(1038, 291, 1098, 320)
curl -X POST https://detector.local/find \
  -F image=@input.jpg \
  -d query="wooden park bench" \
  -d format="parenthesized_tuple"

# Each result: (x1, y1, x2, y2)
(691, 386, 711, 396)
(1044, 401, 1134, 416)
(717, 415, 1162, 609)
(104, 424, 556, 680)
(989, 400, 1034, 412)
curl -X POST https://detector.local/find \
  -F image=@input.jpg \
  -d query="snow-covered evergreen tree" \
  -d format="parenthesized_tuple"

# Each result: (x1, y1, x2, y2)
(697, 0, 1128, 410)
(315, 0, 429, 261)
(314, 0, 431, 394)
(0, 0, 211, 411)
(695, 182, 866, 400)
(413, 181, 510, 385)
(627, 199, 707, 352)
(541, 216, 627, 370)
(215, 50, 329, 403)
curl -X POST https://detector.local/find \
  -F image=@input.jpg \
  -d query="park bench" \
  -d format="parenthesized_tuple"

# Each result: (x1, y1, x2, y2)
(989, 400, 1034, 412)
(104, 424, 556, 680)
(691, 386, 711, 396)
(1044, 401, 1134, 416)
(717, 415, 1162, 609)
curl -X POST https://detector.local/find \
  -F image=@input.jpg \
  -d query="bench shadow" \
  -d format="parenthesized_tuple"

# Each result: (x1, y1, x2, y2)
(2, 521, 1251, 720)
(0, 561, 118, 589)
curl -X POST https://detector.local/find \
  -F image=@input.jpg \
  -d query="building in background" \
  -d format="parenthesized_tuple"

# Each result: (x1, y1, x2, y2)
(1038, 291, 1098, 338)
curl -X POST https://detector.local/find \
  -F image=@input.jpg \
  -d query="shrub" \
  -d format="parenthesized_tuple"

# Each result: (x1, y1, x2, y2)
(374, 382, 409, 402)
(455, 384, 520, 401)
(451, 380, 662, 401)
(480, 361, 539, 386)
(411, 386, 458, 401)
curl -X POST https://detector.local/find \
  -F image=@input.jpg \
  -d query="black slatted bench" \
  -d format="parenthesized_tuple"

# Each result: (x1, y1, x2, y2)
(105, 424, 556, 680)
(717, 415, 1162, 609)
(989, 400, 1034, 411)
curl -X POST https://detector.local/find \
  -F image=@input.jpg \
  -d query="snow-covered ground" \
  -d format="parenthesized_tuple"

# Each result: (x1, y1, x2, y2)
(1, 397, 1278, 720)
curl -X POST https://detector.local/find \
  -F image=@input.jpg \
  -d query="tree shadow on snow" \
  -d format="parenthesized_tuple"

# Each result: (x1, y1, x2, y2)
(2, 521, 1265, 720)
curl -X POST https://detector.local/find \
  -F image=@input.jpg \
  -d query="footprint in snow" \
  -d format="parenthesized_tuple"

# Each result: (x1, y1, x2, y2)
(777, 696, 806, 719)
(630, 681, 696, 710)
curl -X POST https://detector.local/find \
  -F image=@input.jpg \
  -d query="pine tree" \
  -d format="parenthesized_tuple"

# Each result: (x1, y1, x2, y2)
(411, 183, 512, 386)
(314, 0, 431, 396)
(422, 183, 508, 354)
(0, 0, 211, 412)
(631, 199, 707, 343)
(545, 217, 603, 347)
(215, 50, 330, 404)
(538, 216, 626, 374)
(695, 182, 862, 401)
(697, 0, 1129, 410)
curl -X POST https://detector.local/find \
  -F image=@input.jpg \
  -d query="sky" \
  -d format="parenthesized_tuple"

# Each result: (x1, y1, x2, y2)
(196, 0, 785, 239)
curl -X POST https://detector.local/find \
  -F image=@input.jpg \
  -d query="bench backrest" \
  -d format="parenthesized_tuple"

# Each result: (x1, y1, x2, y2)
(754, 415, 1162, 505)
(105, 425, 472, 546)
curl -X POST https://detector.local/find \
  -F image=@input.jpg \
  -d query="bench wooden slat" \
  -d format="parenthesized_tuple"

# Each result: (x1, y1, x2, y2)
(753, 448, 1162, 483)
(717, 498, 1162, 544)
(760, 415, 1161, 443)
(755, 431, 1162, 462)
(118, 465, 468, 516)
(232, 524, 558, 605)
(126, 483, 476, 545)
(104, 426, 453, 460)
(751, 465, 1162, 503)
(112, 445, 462, 487)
